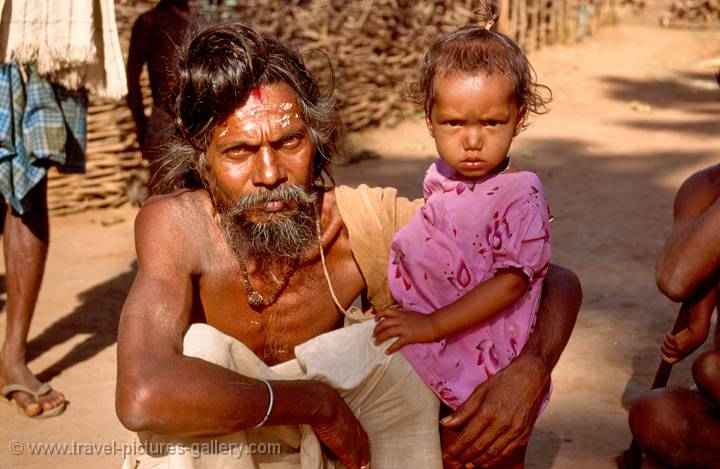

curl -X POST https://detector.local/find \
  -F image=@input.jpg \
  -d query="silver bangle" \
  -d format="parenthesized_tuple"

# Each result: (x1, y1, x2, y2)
(254, 378, 274, 428)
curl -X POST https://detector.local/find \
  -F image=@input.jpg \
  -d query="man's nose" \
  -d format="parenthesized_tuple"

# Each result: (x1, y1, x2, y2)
(252, 146, 287, 188)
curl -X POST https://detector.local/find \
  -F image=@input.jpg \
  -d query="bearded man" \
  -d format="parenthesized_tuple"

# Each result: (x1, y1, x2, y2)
(116, 23, 581, 469)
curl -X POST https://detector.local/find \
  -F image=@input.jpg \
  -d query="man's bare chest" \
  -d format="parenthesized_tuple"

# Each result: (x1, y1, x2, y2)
(194, 251, 365, 364)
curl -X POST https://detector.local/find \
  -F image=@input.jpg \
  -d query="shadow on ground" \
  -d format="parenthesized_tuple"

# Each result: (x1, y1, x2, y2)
(526, 429, 564, 469)
(334, 157, 433, 200)
(27, 262, 137, 383)
(602, 72, 719, 114)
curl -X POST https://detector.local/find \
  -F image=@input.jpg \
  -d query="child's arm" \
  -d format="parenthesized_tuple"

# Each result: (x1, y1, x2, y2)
(373, 267, 528, 354)
(662, 286, 717, 364)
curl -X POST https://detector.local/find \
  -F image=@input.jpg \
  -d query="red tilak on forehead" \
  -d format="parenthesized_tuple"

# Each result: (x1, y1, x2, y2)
(251, 86, 262, 100)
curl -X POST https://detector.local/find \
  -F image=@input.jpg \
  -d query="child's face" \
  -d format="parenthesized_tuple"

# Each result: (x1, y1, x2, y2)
(427, 72, 524, 178)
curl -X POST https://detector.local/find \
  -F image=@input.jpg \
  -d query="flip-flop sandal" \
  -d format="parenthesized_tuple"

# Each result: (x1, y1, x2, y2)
(1, 382, 68, 418)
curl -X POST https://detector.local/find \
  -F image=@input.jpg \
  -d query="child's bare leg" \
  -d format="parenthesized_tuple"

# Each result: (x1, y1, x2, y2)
(693, 350, 720, 405)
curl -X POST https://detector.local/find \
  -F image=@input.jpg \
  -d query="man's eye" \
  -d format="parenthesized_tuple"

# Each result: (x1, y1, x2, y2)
(281, 136, 300, 147)
(484, 120, 499, 127)
(275, 135, 301, 150)
(226, 147, 253, 159)
(445, 120, 461, 127)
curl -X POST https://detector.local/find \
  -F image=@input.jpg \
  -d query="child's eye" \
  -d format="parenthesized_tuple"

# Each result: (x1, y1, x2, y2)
(484, 120, 499, 127)
(445, 120, 462, 127)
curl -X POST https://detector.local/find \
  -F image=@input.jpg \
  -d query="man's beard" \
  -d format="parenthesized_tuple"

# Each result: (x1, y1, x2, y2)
(215, 185, 319, 264)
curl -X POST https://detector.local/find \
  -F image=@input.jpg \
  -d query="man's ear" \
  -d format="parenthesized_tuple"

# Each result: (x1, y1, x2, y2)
(514, 105, 527, 136)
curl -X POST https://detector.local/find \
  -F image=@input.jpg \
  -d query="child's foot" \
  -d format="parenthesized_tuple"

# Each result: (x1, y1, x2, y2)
(0, 353, 65, 417)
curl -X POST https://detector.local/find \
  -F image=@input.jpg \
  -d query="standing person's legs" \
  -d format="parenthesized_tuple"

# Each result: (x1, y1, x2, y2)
(0, 178, 65, 416)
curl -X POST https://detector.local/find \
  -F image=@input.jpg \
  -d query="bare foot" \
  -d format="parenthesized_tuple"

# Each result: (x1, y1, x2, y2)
(0, 353, 65, 417)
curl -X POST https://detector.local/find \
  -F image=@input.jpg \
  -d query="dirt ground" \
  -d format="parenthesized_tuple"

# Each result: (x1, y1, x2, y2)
(1, 6, 719, 469)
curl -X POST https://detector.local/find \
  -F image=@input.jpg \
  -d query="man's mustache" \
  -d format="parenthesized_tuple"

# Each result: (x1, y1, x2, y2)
(225, 185, 317, 217)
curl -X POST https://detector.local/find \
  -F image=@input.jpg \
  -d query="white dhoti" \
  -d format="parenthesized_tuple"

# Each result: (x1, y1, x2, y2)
(123, 320, 441, 469)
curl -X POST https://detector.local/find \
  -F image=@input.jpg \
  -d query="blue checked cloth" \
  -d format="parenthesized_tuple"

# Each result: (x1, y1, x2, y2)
(0, 62, 88, 214)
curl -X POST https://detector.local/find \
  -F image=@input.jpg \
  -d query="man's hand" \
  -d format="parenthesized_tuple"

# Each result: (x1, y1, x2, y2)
(311, 385, 370, 469)
(372, 306, 438, 353)
(441, 355, 549, 468)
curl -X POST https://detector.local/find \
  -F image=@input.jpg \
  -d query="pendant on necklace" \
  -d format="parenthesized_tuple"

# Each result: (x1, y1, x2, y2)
(248, 291, 265, 308)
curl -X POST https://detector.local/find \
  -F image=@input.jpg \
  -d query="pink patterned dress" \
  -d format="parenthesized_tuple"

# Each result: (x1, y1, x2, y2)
(388, 159, 553, 409)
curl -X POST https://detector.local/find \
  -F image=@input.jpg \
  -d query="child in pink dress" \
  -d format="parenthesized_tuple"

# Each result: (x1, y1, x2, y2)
(372, 1, 553, 431)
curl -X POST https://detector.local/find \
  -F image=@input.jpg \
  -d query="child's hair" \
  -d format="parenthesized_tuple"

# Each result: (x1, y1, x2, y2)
(408, 0, 551, 132)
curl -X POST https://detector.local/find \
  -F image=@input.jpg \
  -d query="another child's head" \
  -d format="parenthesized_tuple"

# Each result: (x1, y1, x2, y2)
(410, 1, 551, 178)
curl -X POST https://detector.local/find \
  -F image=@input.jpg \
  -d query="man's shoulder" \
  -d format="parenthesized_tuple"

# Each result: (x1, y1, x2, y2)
(136, 189, 212, 235)
(142, 188, 209, 212)
(335, 184, 422, 210)
(335, 184, 399, 198)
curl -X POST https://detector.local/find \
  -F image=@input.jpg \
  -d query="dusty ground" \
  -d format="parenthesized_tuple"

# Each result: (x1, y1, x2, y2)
(1, 6, 719, 469)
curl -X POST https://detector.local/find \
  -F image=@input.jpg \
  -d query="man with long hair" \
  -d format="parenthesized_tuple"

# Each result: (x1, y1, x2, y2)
(116, 23, 581, 469)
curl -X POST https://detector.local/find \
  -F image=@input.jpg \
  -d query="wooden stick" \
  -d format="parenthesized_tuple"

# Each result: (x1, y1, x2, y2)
(617, 302, 693, 469)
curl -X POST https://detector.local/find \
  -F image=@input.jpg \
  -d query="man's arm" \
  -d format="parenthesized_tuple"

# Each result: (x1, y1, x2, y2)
(441, 264, 581, 468)
(115, 198, 369, 468)
(656, 165, 720, 301)
(126, 14, 151, 147)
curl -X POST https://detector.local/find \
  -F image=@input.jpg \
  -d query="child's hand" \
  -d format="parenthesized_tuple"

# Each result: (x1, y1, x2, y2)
(661, 291, 715, 365)
(372, 306, 439, 354)
(661, 327, 707, 364)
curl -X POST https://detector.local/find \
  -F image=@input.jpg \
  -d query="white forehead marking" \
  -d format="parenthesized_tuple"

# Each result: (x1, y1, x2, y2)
(223, 96, 303, 136)
(241, 121, 258, 133)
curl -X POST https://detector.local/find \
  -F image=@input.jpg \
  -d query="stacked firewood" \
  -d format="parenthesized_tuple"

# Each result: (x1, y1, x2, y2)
(661, 0, 720, 26)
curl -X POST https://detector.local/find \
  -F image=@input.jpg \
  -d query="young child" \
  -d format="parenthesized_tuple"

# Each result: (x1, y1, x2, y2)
(373, 0, 553, 432)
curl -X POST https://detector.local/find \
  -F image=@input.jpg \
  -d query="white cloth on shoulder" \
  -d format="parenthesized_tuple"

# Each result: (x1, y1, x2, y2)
(123, 320, 442, 469)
